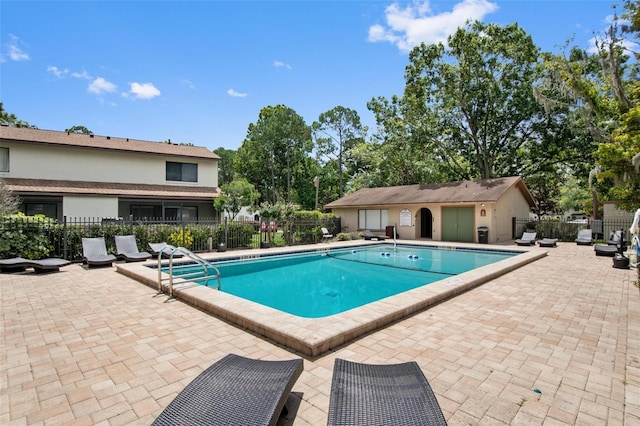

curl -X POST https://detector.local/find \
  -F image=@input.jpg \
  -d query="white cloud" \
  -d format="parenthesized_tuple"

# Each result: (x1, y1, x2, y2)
(181, 79, 196, 89)
(128, 82, 161, 99)
(227, 88, 248, 98)
(274, 60, 292, 70)
(71, 70, 92, 80)
(47, 66, 68, 78)
(4, 34, 30, 61)
(368, 0, 499, 52)
(88, 77, 117, 95)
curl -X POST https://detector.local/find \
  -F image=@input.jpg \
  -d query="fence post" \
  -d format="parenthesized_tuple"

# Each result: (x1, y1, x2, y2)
(63, 216, 68, 260)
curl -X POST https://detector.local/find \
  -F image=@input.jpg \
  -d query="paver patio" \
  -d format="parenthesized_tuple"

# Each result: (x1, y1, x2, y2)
(1, 241, 639, 425)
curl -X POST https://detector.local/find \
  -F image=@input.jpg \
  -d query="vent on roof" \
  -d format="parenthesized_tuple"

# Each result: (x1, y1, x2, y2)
(90, 134, 94, 138)
(106, 136, 110, 140)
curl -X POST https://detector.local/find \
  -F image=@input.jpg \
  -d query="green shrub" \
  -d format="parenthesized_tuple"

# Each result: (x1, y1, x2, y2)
(169, 228, 194, 248)
(336, 232, 351, 241)
(0, 214, 56, 259)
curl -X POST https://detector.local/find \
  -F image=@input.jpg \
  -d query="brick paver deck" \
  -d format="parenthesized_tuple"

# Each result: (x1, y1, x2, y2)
(1, 242, 639, 425)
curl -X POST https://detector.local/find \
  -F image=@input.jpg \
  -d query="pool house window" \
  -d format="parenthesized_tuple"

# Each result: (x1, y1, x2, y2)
(166, 161, 198, 182)
(359, 209, 388, 230)
(0, 147, 8, 172)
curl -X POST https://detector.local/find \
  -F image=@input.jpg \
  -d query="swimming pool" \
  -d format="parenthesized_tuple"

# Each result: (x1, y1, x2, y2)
(118, 240, 545, 356)
(168, 245, 517, 318)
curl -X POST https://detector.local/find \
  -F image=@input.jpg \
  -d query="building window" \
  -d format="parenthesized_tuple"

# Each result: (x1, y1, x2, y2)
(358, 209, 389, 230)
(166, 161, 197, 182)
(131, 205, 162, 220)
(24, 203, 57, 219)
(0, 147, 8, 172)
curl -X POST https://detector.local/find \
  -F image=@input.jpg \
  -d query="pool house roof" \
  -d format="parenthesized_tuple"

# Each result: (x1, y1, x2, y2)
(325, 176, 535, 208)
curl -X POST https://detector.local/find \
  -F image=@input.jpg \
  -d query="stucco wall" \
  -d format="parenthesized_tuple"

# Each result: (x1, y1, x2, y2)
(63, 195, 119, 218)
(2, 142, 218, 187)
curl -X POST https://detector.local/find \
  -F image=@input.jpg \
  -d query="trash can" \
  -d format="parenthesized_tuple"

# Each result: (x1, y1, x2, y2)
(477, 226, 489, 244)
(385, 225, 396, 239)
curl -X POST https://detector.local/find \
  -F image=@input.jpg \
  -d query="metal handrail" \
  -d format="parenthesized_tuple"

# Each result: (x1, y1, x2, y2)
(156, 245, 221, 297)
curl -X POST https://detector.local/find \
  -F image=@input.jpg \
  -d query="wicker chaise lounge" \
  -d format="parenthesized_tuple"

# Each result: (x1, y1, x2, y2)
(152, 353, 304, 426)
(148, 242, 183, 259)
(0, 257, 71, 273)
(81, 237, 117, 267)
(115, 235, 152, 262)
(515, 232, 537, 246)
(538, 238, 558, 248)
(327, 358, 447, 426)
(361, 230, 389, 240)
(575, 229, 593, 245)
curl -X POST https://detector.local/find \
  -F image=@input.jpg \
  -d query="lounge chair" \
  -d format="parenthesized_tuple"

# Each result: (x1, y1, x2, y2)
(327, 358, 447, 426)
(575, 229, 593, 245)
(0, 257, 71, 273)
(515, 231, 537, 246)
(81, 237, 116, 267)
(321, 227, 333, 240)
(538, 238, 558, 248)
(607, 230, 627, 247)
(115, 235, 152, 262)
(595, 244, 618, 257)
(361, 230, 388, 240)
(148, 242, 183, 259)
(152, 353, 303, 426)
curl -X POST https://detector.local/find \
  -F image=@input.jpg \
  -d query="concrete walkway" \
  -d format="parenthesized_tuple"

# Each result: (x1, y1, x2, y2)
(1, 242, 639, 425)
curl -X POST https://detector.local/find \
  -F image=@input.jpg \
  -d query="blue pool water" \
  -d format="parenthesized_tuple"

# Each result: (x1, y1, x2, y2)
(168, 245, 517, 318)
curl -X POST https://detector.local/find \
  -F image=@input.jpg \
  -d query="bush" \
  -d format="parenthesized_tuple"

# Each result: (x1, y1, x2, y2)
(336, 232, 351, 241)
(169, 228, 194, 249)
(0, 214, 56, 259)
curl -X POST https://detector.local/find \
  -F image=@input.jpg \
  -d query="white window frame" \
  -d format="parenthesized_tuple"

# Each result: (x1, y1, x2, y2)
(0, 147, 8, 172)
(358, 209, 389, 230)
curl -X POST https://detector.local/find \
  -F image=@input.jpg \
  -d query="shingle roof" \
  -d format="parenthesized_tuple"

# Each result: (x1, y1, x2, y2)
(3, 178, 220, 200)
(0, 126, 219, 160)
(325, 176, 535, 208)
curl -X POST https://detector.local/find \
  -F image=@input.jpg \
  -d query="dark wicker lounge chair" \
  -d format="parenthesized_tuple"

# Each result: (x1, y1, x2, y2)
(575, 229, 593, 245)
(595, 244, 618, 256)
(362, 230, 388, 240)
(327, 358, 447, 426)
(515, 232, 537, 246)
(81, 237, 116, 267)
(148, 242, 183, 259)
(0, 257, 70, 273)
(538, 238, 558, 248)
(152, 353, 303, 426)
(115, 235, 152, 262)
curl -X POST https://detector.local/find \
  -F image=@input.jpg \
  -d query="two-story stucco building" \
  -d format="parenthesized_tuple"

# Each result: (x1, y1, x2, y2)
(325, 176, 535, 244)
(0, 126, 220, 221)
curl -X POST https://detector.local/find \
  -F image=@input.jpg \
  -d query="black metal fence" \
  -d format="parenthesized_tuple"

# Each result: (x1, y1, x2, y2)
(0, 216, 342, 261)
(512, 217, 633, 242)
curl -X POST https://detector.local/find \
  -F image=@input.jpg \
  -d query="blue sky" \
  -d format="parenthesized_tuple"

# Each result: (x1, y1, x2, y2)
(1, 0, 621, 151)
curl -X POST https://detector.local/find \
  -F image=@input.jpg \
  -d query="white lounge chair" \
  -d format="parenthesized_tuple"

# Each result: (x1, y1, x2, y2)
(321, 227, 333, 240)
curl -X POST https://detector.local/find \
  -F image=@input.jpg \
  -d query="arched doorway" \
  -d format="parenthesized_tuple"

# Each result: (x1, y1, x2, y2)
(420, 208, 433, 239)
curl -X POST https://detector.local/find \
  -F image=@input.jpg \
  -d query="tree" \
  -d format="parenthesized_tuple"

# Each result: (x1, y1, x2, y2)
(369, 21, 544, 181)
(0, 103, 37, 128)
(213, 147, 237, 186)
(0, 180, 20, 216)
(312, 106, 366, 197)
(235, 105, 313, 205)
(65, 125, 92, 134)
(214, 178, 260, 221)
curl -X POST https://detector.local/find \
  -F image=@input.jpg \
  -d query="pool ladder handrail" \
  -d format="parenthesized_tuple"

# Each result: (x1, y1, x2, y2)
(156, 245, 221, 297)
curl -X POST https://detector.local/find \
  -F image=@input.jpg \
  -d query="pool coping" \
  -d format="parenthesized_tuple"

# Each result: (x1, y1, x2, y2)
(116, 240, 546, 357)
